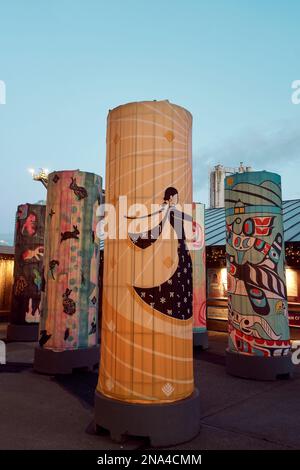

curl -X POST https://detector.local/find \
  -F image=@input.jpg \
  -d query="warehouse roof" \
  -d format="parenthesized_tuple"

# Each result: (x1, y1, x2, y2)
(0, 245, 14, 256)
(205, 199, 300, 246)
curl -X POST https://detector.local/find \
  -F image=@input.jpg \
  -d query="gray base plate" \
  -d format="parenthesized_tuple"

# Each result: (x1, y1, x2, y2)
(34, 345, 100, 375)
(94, 388, 201, 447)
(6, 323, 39, 342)
(193, 330, 209, 349)
(226, 349, 294, 380)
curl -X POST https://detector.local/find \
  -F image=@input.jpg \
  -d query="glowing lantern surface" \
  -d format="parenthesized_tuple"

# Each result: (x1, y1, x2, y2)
(192, 203, 208, 348)
(34, 170, 101, 374)
(225, 171, 292, 379)
(7, 203, 46, 341)
(95, 100, 200, 446)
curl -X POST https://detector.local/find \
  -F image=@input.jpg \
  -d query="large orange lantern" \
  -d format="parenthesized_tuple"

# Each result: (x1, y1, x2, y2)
(34, 170, 102, 374)
(95, 101, 200, 446)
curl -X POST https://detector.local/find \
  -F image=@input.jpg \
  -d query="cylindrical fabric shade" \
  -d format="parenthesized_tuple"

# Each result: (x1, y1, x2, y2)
(7, 203, 46, 341)
(192, 202, 208, 348)
(98, 101, 194, 404)
(225, 171, 292, 379)
(34, 170, 101, 374)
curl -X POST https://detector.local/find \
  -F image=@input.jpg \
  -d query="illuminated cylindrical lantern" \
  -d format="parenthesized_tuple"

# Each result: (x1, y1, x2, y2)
(225, 171, 292, 379)
(34, 170, 102, 374)
(95, 101, 200, 446)
(192, 202, 208, 348)
(7, 203, 46, 341)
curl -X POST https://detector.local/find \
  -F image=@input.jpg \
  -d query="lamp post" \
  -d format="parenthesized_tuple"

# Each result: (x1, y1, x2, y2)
(28, 168, 49, 189)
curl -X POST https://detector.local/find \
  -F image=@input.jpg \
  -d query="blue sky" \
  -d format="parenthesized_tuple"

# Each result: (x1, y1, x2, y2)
(0, 0, 300, 238)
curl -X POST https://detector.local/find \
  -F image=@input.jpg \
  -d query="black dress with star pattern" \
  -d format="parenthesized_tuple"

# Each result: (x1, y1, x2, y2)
(129, 206, 193, 320)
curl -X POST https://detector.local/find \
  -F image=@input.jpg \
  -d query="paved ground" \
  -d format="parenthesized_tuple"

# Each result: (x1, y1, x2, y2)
(0, 325, 300, 450)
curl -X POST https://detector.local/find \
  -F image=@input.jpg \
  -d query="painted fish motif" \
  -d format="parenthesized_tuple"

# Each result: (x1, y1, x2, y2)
(22, 246, 44, 261)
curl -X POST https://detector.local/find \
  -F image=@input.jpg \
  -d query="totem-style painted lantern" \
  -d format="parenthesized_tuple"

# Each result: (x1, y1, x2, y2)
(225, 171, 292, 379)
(192, 202, 208, 348)
(34, 170, 102, 374)
(7, 203, 46, 341)
(95, 100, 200, 447)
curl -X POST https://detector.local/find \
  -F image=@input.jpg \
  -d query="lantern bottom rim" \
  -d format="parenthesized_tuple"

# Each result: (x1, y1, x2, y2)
(226, 348, 294, 381)
(6, 322, 39, 342)
(33, 345, 99, 375)
(193, 330, 209, 349)
(94, 387, 201, 447)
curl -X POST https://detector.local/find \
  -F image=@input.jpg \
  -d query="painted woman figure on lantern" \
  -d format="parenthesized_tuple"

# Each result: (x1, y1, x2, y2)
(127, 186, 193, 321)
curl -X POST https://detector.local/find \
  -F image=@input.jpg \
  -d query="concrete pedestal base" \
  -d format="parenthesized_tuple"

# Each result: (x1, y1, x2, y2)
(226, 349, 294, 380)
(94, 388, 201, 447)
(34, 345, 99, 375)
(6, 323, 39, 342)
(193, 330, 209, 349)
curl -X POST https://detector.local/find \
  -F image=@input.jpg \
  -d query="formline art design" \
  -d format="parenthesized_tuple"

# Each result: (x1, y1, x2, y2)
(95, 100, 201, 446)
(225, 171, 293, 380)
(7, 203, 46, 341)
(34, 170, 102, 374)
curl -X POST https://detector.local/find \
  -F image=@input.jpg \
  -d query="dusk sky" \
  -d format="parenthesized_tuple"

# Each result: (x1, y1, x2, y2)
(0, 0, 300, 241)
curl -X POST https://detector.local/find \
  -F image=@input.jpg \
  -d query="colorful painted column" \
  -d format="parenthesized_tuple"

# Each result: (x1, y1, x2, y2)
(95, 101, 200, 446)
(192, 202, 208, 348)
(225, 171, 293, 379)
(7, 203, 46, 341)
(34, 170, 102, 374)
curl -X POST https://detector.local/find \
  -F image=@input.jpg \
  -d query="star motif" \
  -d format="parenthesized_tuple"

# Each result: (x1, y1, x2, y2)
(170, 292, 174, 297)
(160, 297, 166, 304)
(167, 309, 172, 315)
(141, 292, 146, 298)
(184, 297, 187, 303)
(167, 279, 172, 285)
(184, 268, 187, 273)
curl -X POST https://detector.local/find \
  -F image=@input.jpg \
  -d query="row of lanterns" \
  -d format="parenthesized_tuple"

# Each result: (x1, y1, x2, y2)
(6, 100, 292, 446)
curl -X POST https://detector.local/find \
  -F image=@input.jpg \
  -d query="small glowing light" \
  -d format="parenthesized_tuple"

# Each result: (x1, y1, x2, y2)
(221, 267, 228, 294)
(29, 167, 49, 188)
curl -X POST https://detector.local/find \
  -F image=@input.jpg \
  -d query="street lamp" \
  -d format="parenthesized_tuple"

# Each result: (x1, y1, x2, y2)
(28, 168, 49, 188)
